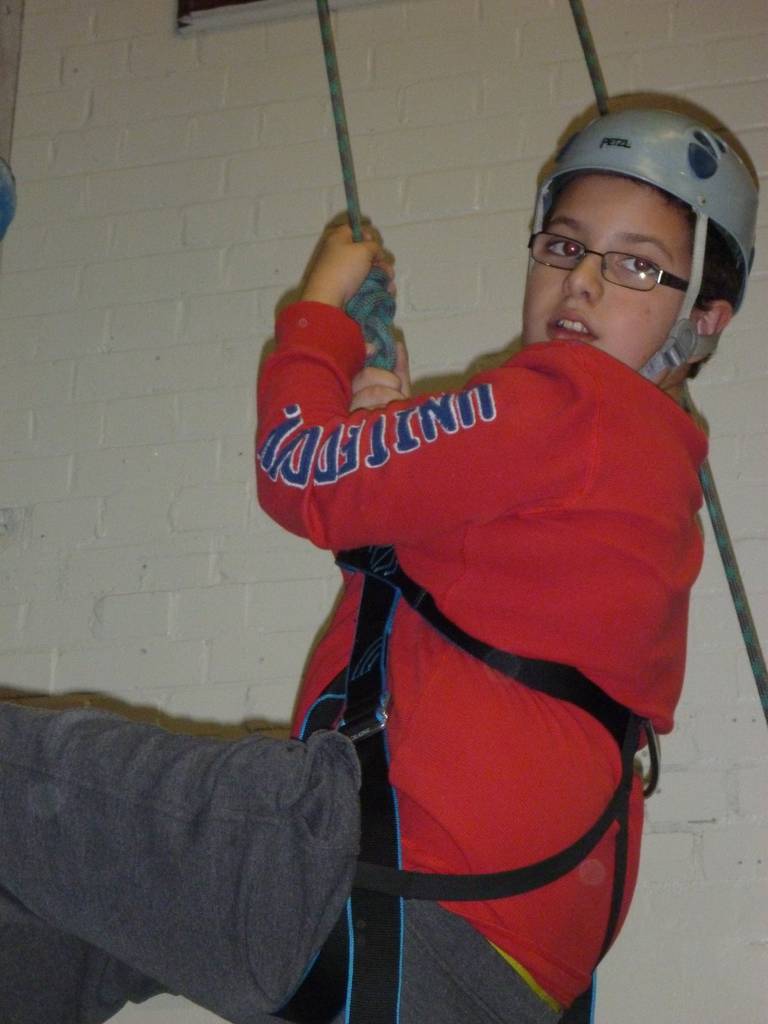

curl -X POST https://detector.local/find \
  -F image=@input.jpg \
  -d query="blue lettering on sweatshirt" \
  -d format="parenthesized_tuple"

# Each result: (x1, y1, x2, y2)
(394, 408, 420, 453)
(417, 393, 459, 442)
(365, 415, 390, 469)
(257, 383, 496, 489)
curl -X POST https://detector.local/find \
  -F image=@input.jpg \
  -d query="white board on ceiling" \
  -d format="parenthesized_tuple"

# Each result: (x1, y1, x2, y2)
(177, 0, 385, 33)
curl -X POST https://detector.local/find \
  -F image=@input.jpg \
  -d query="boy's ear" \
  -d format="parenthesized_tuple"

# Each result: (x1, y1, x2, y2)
(691, 299, 734, 341)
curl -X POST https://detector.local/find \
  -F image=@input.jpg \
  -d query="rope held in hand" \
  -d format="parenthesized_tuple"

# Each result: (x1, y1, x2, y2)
(316, 0, 397, 371)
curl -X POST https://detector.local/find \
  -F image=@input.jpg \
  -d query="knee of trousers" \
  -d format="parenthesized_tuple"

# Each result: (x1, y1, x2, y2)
(0, 708, 361, 1022)
(122, 727, 364, 1019)
(242, 730, 362, 1011)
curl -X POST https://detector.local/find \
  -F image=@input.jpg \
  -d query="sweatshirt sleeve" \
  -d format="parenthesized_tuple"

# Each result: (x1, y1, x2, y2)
(256, 301, 601, 550)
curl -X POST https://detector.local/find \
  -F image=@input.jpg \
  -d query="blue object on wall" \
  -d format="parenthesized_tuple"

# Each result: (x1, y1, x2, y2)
(0, 158, 16, 241)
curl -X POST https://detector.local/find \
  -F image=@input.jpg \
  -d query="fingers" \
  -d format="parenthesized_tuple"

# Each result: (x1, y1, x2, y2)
(373, 251, 396, 294)
(350, 383, 406, 412)
(301, 222, 394, 308)
(326, 223, 391, 271)
(393, 341, 410, 395)
(350, 364, 408, 411)
(352, 364, 403, 395)
(358, 340, 410, 399)
(336, 225, 393, 283)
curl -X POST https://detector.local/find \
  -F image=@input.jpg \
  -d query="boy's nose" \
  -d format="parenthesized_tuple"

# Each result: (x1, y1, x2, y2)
(562, 253, 604, 302)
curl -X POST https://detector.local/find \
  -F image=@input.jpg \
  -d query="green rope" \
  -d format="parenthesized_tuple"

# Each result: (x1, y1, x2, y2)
(568, 0, 610, 116)
(315, 0, 397, 371)
(683, 387, 768, 725)
(700, 457, 768, 719)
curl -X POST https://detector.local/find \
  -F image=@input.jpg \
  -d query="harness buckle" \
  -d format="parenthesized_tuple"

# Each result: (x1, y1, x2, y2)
(636, 718, 661, 797)
(340, 694, 390, 743)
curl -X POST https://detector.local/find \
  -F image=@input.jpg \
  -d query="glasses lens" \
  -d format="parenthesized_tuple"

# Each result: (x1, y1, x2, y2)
(531, 233, 583, 269)
(603, 252, 659, 291)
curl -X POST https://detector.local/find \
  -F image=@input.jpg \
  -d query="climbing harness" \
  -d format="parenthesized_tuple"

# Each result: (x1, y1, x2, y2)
(278, 546, 647, 1024)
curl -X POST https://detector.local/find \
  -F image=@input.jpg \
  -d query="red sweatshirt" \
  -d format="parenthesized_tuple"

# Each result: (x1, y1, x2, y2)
(256, 302, 707, 1006)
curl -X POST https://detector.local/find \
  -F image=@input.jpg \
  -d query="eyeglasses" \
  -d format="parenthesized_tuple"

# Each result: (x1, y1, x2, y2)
(528, 232, 689, 293)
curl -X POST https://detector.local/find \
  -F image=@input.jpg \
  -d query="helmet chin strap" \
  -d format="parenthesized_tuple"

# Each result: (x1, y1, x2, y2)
(640, 214, 711, 380)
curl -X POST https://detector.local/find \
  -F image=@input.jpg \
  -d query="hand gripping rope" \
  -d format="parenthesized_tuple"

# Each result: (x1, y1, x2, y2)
(316, 0, 397, 371)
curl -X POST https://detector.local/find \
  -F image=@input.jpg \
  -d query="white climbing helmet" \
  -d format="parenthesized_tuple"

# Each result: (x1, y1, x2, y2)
(532, 109, 759, 376)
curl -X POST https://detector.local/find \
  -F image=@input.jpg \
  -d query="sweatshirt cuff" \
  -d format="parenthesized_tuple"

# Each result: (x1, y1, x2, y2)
(276, 301, 367, 379)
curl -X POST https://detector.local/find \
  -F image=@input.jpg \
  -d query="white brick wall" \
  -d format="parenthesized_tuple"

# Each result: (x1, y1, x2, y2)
(0, 1, 765, 1021)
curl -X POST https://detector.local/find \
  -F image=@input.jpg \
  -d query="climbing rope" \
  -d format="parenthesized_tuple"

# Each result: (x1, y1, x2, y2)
(683, 386, 768, 722)
(568, 1, 767, 726)
(568, 1, 610, 116)
(315, 0, 397, 371)
(701, 463, 768, 722)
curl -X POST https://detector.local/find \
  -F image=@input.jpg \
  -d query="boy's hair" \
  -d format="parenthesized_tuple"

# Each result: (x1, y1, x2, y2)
(690, 220, 741, 311)
(674, 203, 740, 377)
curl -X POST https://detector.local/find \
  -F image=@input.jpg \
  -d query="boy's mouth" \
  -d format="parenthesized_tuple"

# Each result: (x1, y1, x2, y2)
(550, 316, 595, 341)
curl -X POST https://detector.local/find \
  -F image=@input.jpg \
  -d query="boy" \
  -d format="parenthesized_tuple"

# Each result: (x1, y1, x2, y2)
(0, 108, 758, 1023)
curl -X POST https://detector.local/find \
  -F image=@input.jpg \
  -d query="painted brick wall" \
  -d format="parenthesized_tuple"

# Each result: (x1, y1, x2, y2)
(0, 1, 765, 1021)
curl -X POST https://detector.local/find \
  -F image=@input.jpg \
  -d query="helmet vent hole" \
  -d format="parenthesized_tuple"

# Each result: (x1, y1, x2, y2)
(688, 139, 718, 179)
(693, 130, 717, 153)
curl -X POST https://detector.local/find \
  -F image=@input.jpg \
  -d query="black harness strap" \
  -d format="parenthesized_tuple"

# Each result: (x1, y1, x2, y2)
(279, 546, 643, 1024)
(279, 567, 404, 1024)
(337, 546, 629, 748)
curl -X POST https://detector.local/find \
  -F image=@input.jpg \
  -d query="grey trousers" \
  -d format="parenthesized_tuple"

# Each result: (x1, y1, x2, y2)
(0, 703, 559, 1024)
